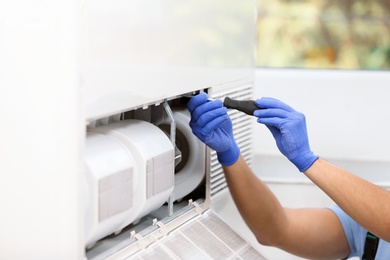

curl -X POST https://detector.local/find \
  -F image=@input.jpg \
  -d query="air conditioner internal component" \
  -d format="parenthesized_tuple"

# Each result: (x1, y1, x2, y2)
(85, 120, 175, 247)
(158, 106, 206, 202)
(84, 88, 259, 259)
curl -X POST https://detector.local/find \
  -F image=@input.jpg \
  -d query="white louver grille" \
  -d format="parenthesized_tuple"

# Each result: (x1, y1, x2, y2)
(209, 85, 254, 197)
(134, 210, 266, 260)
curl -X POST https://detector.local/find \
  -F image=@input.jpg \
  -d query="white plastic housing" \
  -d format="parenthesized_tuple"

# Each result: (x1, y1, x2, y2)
(85, 120, 174, 246)
(84, 132, 136, 247)
(80, 0, 255, 121)
(89, 120, 175, 225)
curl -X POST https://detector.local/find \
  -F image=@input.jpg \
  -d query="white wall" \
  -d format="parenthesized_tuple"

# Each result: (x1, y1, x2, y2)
(254, 68, 390, 162)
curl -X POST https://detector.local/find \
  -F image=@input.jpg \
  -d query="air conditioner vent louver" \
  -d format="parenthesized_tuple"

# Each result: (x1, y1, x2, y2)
(134, 211, 267, 260)
(209, 85, 254, 197)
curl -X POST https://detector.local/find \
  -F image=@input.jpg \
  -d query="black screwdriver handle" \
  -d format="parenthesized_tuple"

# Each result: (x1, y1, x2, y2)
(223, 97, 261, 116)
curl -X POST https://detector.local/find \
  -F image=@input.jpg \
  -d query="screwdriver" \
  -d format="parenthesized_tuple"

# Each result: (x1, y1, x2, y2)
(223, 97, 260, 116)
(183, 94, 261, 116)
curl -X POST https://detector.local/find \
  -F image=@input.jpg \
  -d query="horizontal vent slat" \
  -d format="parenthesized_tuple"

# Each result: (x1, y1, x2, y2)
(211, 170, 224, 179)
(236, 133, 253, 140)
(214, 91, 253, 100)
(233, 122, 253, 130)
(210, 184, 228, 196)
(210, 163, 219, 170)
(242, 152, 252, 158)
(241, 146, 252, 153)
(211, 178, 227, 189)
(211, 175, 225, 184)
(210, 84, 253, 99)
(209, 85, 254, 197)
(241, 150, 252, 158)
(237, 141, 253, 151)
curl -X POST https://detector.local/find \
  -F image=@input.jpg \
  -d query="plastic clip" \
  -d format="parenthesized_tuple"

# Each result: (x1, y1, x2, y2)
(153, 218, 168, 236)
(130, 231, 146, 250)
(189, 199, 201, 214)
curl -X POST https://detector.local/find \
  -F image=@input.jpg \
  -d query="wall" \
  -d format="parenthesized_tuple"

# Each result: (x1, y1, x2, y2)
(254, 68, 390, 162)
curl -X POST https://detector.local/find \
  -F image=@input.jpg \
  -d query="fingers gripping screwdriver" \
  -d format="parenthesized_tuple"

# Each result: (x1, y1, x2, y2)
(184, 94, 261, 116)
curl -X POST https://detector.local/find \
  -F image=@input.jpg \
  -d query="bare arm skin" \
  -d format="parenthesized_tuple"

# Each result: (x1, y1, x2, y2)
(304, 158, 390, 242)
(222, 155, 350, 259)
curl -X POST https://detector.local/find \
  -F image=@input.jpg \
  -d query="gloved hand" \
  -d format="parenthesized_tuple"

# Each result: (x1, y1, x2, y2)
(187, 92, 240, 166)
(254, 97, 318, 172)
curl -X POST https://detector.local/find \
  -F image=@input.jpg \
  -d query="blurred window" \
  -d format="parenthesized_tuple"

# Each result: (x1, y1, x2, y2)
(256, 0, 390, 69)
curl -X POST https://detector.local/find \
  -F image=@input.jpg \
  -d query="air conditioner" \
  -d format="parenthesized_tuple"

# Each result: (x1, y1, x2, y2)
(0, 1, 265, 259)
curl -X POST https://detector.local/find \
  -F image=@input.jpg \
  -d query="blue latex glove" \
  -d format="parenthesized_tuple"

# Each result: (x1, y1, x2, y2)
(254, 97, 318, 172)
(187, 92, 240, 166)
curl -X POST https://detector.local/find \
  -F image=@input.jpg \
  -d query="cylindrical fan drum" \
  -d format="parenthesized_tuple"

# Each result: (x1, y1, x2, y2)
(159, 107, 206, 202)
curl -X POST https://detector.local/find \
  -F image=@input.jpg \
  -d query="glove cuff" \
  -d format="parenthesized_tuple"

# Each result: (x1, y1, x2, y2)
(296, 152, 319, 172)
(217, 142, 240, 166)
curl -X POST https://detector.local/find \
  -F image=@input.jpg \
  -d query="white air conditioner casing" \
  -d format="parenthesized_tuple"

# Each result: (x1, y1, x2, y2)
(0, 0, 267, 259)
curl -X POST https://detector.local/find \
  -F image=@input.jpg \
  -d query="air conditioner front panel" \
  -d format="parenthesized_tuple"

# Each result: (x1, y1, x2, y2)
(80, 0, 256, 121)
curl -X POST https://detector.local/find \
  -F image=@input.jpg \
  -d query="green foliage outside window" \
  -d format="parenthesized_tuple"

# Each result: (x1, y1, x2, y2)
(256, 0, 390, 69)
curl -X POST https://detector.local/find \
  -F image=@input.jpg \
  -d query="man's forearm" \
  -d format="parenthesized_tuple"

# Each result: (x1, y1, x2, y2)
(304, 158, 390, 242)
(222, 155, 287, 246)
